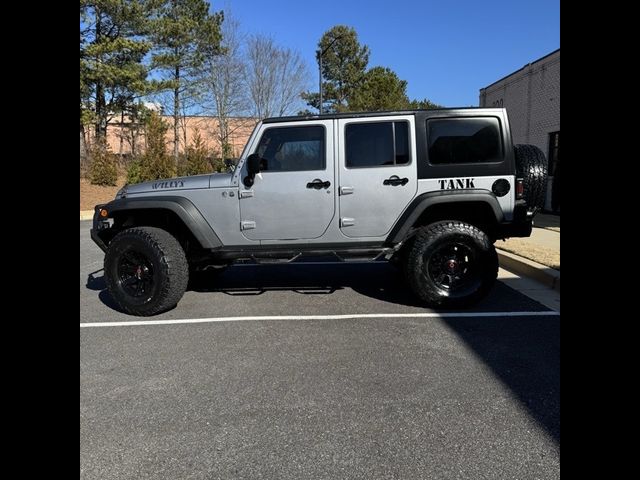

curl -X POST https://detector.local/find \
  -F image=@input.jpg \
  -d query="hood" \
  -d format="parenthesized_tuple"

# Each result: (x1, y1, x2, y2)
(209, 172, 234, 188)
(120, 172, 233, 197)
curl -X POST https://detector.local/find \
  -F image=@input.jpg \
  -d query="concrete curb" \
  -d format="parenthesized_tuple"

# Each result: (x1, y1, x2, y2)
(497, 249, 560, 292)
(80, 210, 94, 221)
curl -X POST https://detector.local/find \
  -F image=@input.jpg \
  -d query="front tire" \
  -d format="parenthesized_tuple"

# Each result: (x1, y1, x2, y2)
(104, 227, 189, 316)
(404, 221, 498, 308)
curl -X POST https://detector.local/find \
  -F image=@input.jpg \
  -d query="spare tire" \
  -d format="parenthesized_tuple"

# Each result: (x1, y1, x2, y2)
(514, 144, 548, 211)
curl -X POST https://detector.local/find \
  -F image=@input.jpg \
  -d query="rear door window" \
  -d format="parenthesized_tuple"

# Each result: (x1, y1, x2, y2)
(345, 121, 410, 168)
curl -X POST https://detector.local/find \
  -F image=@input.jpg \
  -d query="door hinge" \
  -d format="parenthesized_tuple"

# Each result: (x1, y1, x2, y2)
(339, 186, 354, 195)
(240, 221, 256, 230)
(340, 217, 355, 227)
(239, 190, 254, 199)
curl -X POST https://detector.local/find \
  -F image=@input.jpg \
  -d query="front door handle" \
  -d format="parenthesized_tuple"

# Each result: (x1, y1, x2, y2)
(307, 179, 331, 189)
(383, 175, 409, 186)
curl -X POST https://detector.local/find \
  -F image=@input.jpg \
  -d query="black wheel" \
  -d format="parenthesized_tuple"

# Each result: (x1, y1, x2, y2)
(404, 221, 498, 308)
(104, 227, 189, 316)
(514, 143, 548, 211)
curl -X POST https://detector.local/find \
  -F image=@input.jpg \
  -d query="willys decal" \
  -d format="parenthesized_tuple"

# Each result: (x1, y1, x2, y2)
(152, 180, 184, 189)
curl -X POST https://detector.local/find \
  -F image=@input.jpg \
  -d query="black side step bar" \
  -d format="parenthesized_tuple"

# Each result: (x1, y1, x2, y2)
(214, 247, 396, 264)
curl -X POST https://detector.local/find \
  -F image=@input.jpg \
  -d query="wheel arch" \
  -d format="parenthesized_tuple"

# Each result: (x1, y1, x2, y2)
(387, 190, 505, 244)
(96, 196, 222, 252)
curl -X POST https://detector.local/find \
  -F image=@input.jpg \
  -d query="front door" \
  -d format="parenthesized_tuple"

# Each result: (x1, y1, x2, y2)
(239, 120, 335, 241)
(337, 116, 418, 237)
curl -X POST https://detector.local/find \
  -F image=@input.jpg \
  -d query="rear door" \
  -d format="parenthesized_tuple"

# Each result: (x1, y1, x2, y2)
(337, 115, 418, 237)
(239, 120, 335, 241)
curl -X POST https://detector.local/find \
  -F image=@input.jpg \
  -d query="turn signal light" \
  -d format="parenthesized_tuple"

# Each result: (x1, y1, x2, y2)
(99, 208, 108, 218)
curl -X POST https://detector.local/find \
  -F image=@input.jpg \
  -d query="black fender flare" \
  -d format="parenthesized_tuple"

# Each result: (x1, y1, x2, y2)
(101, 196, 222, 249)
(387, 189, 504, 243)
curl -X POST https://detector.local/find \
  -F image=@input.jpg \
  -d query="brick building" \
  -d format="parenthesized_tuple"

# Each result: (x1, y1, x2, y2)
(479, 49, 560, 212)
(85, 115, 258, 160)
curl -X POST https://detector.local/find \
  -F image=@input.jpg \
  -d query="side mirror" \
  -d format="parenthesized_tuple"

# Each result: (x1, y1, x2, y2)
(224, 158, 237, 173)
(243, 153, 261, 187)
(247, 153, 261, 175)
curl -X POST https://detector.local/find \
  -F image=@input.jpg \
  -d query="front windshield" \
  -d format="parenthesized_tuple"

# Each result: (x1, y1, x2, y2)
(231, 122, 261, 174)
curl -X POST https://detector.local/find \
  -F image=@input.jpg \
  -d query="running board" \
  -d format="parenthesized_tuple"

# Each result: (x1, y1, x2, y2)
(214, 247, 396, 264)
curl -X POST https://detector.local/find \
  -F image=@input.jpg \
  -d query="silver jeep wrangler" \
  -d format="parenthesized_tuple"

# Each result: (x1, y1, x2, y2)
(91, 108, 547, 316)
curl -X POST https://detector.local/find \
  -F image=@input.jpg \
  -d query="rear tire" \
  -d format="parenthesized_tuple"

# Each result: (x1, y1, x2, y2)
(104, 227, 189, 316)
(514, 143, 548, 211)
(404, 221, 498, 308)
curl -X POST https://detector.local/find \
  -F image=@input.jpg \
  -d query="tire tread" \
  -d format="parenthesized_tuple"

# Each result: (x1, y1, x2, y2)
(404, 221, 498, 307)
(514, 143, 548, 210)
(105, 226, 189, 316)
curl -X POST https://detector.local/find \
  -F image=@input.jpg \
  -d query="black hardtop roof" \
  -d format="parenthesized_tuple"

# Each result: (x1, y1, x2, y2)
(262, 107, 504, 123)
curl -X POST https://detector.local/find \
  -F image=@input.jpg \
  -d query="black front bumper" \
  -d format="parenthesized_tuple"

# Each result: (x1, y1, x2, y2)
(90, 204, 109, 252)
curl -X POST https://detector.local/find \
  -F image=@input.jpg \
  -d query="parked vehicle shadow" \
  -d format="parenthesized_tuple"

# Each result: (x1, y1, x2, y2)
(87, 260, 550, 313)
(85, 260, 559, 442)
(189, 261, 426, 308)
(442, 314, 560, 443)
(86, 268, 105, 291)
(86, 261, 424, 310)
(188, 261, 548, 311)
(86, 268, 127, 312)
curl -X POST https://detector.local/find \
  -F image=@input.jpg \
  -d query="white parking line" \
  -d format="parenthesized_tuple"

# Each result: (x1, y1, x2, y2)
(80, 311, 559, 328)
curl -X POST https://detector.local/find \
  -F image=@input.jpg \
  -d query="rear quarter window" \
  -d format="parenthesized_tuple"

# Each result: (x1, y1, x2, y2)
(427, 117, 503, 164)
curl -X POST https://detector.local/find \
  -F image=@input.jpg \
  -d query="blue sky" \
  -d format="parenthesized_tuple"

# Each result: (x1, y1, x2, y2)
(216, 0, 559, 107)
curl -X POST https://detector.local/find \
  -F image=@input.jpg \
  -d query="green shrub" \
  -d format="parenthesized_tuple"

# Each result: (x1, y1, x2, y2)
(176, 152, 188, 178)
(89, 143, 118, 186)
(179, 130, 211, 177)
(209, 156, 226, 173)
(126, 159, 144, 184)
(137, 112, 176, 181)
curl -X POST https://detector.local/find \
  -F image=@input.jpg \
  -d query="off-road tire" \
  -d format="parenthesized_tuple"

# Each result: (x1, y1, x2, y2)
(404, 221, 498, 308)
(514, 143, 548, 210)
(104, 227, 189, 316)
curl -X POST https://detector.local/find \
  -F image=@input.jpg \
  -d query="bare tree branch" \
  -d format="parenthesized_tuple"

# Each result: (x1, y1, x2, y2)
(200, 12, 250, 160)
(246, 34, 310, 119)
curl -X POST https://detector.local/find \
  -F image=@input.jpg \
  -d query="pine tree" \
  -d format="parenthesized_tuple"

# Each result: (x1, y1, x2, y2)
(140, 111, 176, 180)
(180, 129, 211, 176)
(302, 25, 369, 113)
(149, 0, 223, 163)
(80, 0, 154, 142)
(349, 67, 409, 112)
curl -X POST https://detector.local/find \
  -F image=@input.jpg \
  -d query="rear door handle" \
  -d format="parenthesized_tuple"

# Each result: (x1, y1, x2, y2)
(383, 175, 409, 186)
(307, 179, 331, 189)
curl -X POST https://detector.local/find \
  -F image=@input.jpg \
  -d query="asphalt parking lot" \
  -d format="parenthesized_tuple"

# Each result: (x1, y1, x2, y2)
(80, 221, 560, 479)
